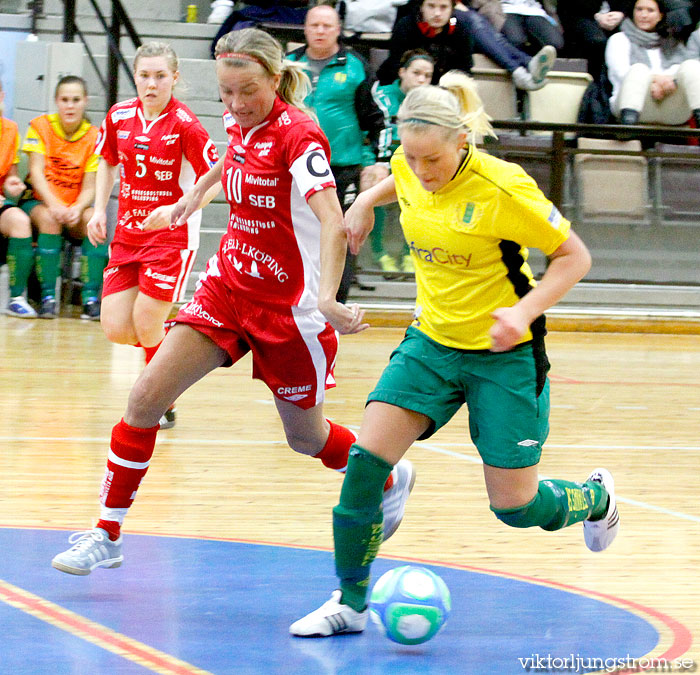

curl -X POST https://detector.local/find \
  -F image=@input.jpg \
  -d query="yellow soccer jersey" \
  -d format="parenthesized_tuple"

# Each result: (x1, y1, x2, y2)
(391, 143, 571, 350)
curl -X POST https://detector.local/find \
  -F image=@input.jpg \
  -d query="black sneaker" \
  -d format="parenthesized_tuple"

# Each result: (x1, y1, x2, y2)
(81, 299, 101, 321)
(159, 407, 176, 429)
(38, 296, 57, 319)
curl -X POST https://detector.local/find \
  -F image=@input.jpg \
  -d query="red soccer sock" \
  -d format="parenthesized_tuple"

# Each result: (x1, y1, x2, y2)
(142, 340, 163, 366)
(99, 418, 159, 535)
(96, 519, 122, 541)
(314, 422, 394, 491)
(315, 420, 354, 471)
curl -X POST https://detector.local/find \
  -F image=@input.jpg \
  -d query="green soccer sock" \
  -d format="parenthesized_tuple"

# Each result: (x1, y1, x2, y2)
(369, 207, 386, 259)
(7, 237, 34, 297)
(492, 478, 608, 531)
(81, 238, 108, 303)
(334, 444, 393, 611)
(35, 233, 63, 299)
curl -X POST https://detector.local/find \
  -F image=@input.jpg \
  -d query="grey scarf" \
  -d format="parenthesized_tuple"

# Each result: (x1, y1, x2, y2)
(621, 17, 688, 69)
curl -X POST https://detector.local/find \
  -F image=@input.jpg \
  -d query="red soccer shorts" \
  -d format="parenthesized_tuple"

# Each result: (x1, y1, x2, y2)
(173, 256, 338, 410)
(102, 241, 197, 302)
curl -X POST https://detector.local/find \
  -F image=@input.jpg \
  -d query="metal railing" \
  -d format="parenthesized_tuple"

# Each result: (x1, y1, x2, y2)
(32, 0, 142, 111)
(488, 120, 700, 211)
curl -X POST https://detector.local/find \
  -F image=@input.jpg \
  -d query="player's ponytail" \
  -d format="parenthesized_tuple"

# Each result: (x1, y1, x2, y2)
(279, 60, 316, 122)
(397, 70, 495, 144)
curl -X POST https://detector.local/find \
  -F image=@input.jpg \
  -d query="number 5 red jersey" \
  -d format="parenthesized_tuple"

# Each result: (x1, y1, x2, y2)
(96, 96, 218, 250)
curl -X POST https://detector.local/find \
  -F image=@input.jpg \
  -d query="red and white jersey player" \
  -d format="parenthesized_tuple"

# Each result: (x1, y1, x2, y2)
(216, 97, 336, 312)
(97, 96, 218, 251)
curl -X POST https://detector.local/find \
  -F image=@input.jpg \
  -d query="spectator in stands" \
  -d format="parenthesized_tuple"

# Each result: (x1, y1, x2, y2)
(378, 0, 475, 84)
(20, 76, 104, 320)
(371, 50, 434, 276)
(287, 4, 392, 302)
(0, 79, 35, 318)
(380, 0, 557, 91)
(209, 0, 309, 56)
(499, 0, 564, 56)
(208, 0, 234, 23)
(606, 0, 700, 126)
(662, 0, 700, 43)
(558, 0, 633, 81)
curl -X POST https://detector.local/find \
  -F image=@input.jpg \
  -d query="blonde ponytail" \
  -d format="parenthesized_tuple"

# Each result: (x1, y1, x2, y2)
(280, 60, 317, 122)
(397, 70, 496, 144)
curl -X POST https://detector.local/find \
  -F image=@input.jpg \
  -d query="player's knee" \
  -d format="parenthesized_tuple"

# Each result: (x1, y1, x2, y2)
(133, 321, 164, 350)
(126, 372, 166, 427)
(101, 316, 136, 345)
(5, 209, 31, 238)
(491, 499, 539, 529)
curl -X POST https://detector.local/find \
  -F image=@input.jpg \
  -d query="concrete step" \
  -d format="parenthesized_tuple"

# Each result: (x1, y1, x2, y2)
(31, 14, 216, 59)
(81, 53, 219, 103)
(0, 0, 23, 12)
(42, 0, 199, 23)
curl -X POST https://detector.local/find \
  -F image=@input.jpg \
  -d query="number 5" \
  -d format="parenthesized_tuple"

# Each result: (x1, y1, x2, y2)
(135, 154, 147, 178)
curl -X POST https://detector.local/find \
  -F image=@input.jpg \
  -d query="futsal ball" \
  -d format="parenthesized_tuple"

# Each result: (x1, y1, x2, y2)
(369, 565, 451, 645)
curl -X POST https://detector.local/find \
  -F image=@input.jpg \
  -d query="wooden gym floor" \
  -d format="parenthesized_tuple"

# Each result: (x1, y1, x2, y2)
(0, 315, 698, 673)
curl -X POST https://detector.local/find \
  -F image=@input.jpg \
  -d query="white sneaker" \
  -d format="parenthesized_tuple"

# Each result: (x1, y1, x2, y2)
(52, 528, 123, 575)
(382, 459, 416, 541)
(583, 468, 620, 552)
(207, 0, 233, 23)
(290, 590, 368, 637)
(528, 45, 557, 84)
(511, 66, 545, 91)
(7, 295, 37, 318)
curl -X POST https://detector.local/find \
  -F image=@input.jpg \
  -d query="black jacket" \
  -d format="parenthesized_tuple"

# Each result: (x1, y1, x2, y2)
(558, 0, 634, 29)
(377, 12, 474, 85)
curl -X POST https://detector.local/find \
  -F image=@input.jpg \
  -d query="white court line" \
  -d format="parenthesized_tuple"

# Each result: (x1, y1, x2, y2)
(417, 442, 700, 525)
(0, 436, 285, 446)
(2, 436, 698, 524)
(614, 406, 649, 410)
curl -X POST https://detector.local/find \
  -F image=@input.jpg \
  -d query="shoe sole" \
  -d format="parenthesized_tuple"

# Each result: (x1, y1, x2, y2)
(293, 625, 365, 638)
(383, 462, 417, 541)
(6, 312, 37, 319)
(529, 46, 556, 83)
(51, 557, 123, 575)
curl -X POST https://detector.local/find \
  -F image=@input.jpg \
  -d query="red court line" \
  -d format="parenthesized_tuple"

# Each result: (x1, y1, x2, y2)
(0, 579, 211, 675)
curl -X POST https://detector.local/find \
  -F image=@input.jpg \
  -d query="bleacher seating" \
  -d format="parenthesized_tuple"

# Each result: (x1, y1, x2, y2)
(574, 137, 650, 223)
(651, 143, 700, 224)
(525, 71, 592, 126)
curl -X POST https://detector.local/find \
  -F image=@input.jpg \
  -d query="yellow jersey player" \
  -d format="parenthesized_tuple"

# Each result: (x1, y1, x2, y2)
(291, 69, 620, 638)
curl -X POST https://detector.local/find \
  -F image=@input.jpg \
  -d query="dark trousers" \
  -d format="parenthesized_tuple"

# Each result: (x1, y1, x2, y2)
(332, 164, 361, 304)
(459, 10, 531, 72)
(501, 14, 564, 55)
(561, 18, 611, 81)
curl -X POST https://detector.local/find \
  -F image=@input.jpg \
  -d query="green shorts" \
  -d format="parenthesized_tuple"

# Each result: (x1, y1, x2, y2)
(367, 326, 551, 469)
(18, 198, 41, 216)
